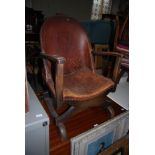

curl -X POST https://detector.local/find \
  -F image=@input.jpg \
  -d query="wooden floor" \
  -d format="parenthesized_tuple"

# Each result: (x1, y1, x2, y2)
(40, 97, 126, 155)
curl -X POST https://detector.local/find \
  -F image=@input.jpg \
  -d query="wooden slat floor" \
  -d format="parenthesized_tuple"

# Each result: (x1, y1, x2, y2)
(40, 97, 126, 155)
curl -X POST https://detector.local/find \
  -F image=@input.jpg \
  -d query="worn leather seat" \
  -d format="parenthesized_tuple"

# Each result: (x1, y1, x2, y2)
(63, 67, 113, 101)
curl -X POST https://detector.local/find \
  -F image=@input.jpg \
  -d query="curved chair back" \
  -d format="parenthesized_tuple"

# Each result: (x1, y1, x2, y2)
(40, 15, 94, 74)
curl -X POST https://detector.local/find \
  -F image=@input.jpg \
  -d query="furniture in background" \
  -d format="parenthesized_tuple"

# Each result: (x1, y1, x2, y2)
(40, 15, 122, 140)
(91, 14, 129, 90)
(94, 15, 119, 78)
(71, 111, 129, 155)
(80, 17, 116, 51)
(25, 83, 49, 155)
(25, 42, 43, 92)
(25, 7, 45, 93)
(114, 15, 129, 83)
(93, 44, 109, 70)
(25, 7, 44, 34)
(101, 14, 119, 51)
(80, 15, 118, 70)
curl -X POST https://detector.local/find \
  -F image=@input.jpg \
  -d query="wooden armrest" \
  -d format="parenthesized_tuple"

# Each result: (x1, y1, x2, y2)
(40, 52, 65, 109)
(92, 51, 123, 83)
(40, 53, 65, 64)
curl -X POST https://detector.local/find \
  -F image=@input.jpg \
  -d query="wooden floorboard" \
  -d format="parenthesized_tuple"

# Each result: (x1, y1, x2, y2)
(40, 97, 126, 155)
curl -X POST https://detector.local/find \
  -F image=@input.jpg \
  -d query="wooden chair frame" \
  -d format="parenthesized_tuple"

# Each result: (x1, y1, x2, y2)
(39, 16, 123, 140)
(40, 51, 122, 140)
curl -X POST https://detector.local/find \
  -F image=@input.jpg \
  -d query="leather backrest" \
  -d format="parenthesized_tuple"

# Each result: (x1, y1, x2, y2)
(40, 15, 94, 74)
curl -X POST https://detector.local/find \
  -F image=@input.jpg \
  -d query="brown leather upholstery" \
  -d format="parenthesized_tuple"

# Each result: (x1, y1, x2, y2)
(41, 16, 94, 74)
(63, 68, 113, 101)
(40, 15, 115, 140)
(41, 15, 114, 102)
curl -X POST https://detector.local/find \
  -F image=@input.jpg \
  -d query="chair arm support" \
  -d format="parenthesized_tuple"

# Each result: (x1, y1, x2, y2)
(92, 51, 123, 82)
(40, 53, 66, 64)
(40, 53, 65, 109)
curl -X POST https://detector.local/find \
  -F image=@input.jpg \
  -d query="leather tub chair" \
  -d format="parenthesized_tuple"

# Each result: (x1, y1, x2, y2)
(40, 15, 122, 140)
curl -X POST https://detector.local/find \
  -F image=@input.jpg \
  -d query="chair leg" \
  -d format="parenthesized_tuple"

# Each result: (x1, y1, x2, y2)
(56, 106, 76, 123)
(55, 106, 76, 140)
(44, 97, 59, 118)
(44, 97, 75, 140)
(57, 122, 67, 141)
(103, 98, 115, 118)
(116, 69, 124, 85)
(107, 105, 115, 118)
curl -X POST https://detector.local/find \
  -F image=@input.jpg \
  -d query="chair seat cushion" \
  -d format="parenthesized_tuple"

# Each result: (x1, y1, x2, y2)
(63, 68, 114, 101)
